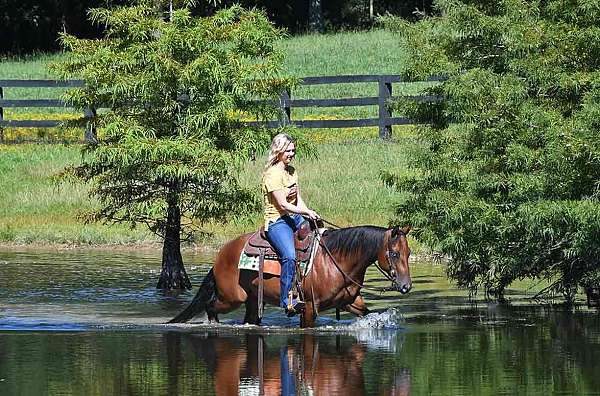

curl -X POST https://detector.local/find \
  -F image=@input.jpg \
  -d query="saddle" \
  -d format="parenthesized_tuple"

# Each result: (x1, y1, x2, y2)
(244, 220, 314, 262)
(240, 219, 323, 321)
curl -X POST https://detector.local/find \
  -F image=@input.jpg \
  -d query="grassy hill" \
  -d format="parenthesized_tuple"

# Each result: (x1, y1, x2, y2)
(0, 30, 423, 249)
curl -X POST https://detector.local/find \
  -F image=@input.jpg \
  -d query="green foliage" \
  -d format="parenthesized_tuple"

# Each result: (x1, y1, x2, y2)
(382, 0, 600, 299)
(50, 2, 294, 242)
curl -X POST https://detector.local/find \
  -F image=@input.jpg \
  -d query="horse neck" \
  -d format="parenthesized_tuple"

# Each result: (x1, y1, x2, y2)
(321, 226, 386, 281)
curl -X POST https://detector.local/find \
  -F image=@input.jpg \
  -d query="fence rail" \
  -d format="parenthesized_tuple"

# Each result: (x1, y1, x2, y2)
(0, 75, 443, 142)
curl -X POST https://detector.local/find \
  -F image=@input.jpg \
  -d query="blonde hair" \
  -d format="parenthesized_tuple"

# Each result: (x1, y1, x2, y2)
(264, 133, 294, 170)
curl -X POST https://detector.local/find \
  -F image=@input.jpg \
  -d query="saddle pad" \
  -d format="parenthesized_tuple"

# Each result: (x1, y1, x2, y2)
(238, 252, 307, 276)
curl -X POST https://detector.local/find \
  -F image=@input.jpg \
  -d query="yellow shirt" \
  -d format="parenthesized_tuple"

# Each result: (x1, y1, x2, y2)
(262, 165, 298, 229)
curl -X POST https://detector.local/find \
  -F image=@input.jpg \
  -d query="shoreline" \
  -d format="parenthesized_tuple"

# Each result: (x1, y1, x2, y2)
(0, 240, 436, 263)
(0, 241, 218, 254)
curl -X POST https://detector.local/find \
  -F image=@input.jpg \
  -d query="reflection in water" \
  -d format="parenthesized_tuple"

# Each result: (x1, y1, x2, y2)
(1, 250, 600, 395)
(0, 330, 409, 395)
(185, 332, 409, 396)
(1, 318, 600, 395)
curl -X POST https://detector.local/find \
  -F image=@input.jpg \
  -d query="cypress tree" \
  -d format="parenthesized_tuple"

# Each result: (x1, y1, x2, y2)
(51, 1, 294, 290)
(382, 0, 600, 301)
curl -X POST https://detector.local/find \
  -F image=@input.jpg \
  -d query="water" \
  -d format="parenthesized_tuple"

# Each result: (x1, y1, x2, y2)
(1, 249, 599, 395)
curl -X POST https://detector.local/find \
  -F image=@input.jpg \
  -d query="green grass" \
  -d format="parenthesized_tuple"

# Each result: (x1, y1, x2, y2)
(0, 30, 425, 249)
(0, 132, 416, 248)
(0, 53, 82, 141)
(0, 137, 417, 249)
(0, 30, 432, 131)
(282, 30, 404, 76)
(0, 53, 74, 116)
(0, 145, 154, 245)
(0, 53, 63, 79)
(202, 136, 414, 242)
(282, 29, 431, 120)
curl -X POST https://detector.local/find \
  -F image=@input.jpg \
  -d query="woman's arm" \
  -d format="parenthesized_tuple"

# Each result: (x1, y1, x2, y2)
(270, 189, 319, 220)
(296, 188, 311, 213)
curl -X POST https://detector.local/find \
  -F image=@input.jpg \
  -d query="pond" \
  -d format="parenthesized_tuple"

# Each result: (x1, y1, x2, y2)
(0, 249, 599, 395)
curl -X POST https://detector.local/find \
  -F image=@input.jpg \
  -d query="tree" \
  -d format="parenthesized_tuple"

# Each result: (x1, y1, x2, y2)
(382, 0, 600, 301)
(51, 1, 294, 290)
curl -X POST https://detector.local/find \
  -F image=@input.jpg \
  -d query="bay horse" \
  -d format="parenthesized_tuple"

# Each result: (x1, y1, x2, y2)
(186, 333, 370, 395)
(169, 224, 412, 328)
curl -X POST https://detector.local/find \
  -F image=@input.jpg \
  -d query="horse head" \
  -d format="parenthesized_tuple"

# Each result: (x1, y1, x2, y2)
(379, 226, 412, 294)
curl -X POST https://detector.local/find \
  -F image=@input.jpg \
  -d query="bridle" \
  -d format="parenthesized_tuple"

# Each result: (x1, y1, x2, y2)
(313, 220, 406, 293)
(382, 231, 406, 288)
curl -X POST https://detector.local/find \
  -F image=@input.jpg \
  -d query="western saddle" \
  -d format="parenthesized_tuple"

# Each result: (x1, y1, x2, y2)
(243, 220, 315, 262)
(242, 219, 321, 320)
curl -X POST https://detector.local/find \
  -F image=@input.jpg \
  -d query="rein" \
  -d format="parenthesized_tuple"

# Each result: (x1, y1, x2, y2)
(312, 218, 397, 293)
(320, 218, 343, 229)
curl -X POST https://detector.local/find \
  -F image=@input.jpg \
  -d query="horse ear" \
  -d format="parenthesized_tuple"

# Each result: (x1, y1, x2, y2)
(391, 225, 410, 238)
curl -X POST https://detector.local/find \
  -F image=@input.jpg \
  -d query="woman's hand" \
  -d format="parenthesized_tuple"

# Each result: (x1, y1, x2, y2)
(306, 209, 320, 221)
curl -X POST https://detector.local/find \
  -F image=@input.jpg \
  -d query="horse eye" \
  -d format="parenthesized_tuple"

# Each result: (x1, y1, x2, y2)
(391, 252, 399, 258)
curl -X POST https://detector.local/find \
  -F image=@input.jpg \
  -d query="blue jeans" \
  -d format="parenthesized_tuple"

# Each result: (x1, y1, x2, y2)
(280, 346, 296, 395)
(265, 214, 305, 308)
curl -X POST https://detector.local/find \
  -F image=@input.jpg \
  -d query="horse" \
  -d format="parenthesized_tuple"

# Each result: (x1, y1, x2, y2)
(169, 224, 412, 328)
(186, 333, 371, 395)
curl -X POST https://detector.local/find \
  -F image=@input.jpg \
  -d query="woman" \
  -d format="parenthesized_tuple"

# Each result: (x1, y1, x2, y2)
(262, 133, 320, 316)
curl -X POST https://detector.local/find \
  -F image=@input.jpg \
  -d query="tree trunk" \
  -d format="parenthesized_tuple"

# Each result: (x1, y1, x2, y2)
(308, 0, 324, 33)
(157, 201, 192, 290)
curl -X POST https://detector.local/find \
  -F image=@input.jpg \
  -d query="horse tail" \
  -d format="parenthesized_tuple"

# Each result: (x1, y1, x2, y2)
(168, 268, 216, 324)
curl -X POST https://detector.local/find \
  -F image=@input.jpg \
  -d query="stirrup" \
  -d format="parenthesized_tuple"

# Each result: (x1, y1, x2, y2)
(286, 290, 305, 316)
(285, 300, 306, 317)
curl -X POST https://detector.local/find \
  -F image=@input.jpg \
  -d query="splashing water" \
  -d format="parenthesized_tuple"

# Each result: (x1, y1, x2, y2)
(347, 308, 404, 330)
(341, 309, 405, 353)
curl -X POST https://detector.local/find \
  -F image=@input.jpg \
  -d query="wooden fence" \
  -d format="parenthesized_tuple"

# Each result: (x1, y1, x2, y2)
(0, 75, 444, 142)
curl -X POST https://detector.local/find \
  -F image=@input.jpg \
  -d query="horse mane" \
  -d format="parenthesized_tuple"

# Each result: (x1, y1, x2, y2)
(322, 226, 386, 263)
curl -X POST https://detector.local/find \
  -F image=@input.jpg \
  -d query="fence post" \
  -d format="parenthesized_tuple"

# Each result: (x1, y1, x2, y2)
(280, 89, 291, 127)
(378, 78, 393, 139)
(0, 86, 4, 142)
(84, 107, 97, 143)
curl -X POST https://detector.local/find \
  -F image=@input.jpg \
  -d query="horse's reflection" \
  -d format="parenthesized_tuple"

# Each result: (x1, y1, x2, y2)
(186, 333, 410, 395)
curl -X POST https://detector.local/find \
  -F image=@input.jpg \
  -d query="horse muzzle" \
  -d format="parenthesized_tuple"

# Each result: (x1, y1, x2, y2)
(394, 281, 412, 294)
(390, 269, 412, 294)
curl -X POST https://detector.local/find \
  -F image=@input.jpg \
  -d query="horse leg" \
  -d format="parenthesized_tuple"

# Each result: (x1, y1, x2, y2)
(343, 294, 370, 317)
(212, 286, 248, 315)
(206, 302, 219, 323)
(300, 302, 317, 328)
(243, 298, 261, 325)
(210, 281, 248, 324)
(211, 236, 252, 321)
